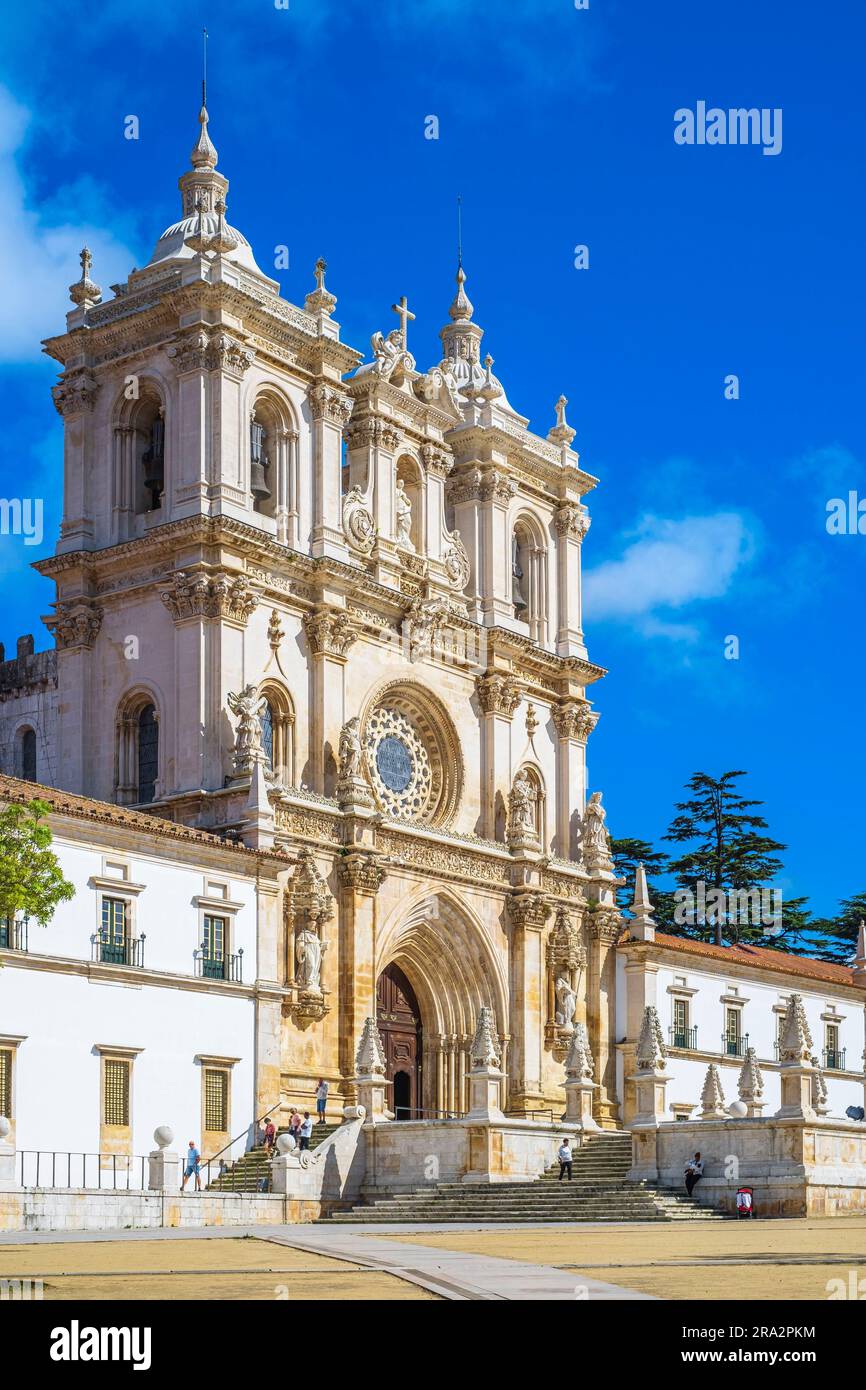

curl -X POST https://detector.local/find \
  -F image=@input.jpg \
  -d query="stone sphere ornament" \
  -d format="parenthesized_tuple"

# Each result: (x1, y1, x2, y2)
(153, 1125, 174, 1149)
(0, 1116, 10, 1142)
(728, 1100, 748, 1119)
(275, 1133, 296, 1155)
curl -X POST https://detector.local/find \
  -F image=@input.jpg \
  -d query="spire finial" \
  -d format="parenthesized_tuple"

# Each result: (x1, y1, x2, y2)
(69, 245, 102, 308)
(202, 28, 208, 107)
(191, 30, 218, 171)
(457, 193, 463, 271)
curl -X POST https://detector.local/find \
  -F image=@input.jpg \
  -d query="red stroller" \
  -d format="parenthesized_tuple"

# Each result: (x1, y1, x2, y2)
(736, 1186, 754, 1218)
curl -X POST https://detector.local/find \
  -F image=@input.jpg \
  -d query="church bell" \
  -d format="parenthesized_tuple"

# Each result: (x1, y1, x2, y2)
(250, 419, 272, 503)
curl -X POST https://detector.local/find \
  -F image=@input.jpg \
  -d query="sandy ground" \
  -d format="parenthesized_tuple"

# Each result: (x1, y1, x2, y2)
(0, 1237, 437, 1301)
(376, 1217, 866, 1300)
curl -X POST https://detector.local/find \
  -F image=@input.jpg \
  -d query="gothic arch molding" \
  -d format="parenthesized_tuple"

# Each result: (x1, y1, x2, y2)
(375, 887, 509, 1113)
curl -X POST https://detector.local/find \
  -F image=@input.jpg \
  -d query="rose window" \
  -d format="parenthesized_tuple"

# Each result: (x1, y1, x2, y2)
(365, 707, 435, 821)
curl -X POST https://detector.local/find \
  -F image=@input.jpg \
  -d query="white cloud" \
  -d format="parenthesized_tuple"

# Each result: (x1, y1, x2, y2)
(584, 512, 755, 627)
(0, 85, 136, 364)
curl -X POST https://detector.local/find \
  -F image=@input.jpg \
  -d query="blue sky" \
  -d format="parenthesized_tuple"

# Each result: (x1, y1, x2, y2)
(0, 0, 863, 915)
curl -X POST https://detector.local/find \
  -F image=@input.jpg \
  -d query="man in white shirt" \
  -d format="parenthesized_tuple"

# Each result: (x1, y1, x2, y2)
(684, 1151, 704, 1196)
(558, 1138, 573, 1182)
(298, 1111, 314, 1151)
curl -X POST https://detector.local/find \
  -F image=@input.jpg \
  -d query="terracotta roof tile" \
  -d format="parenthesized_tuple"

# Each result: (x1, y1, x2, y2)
(0, 775, 289, 863)
(648, 929, 863, 990)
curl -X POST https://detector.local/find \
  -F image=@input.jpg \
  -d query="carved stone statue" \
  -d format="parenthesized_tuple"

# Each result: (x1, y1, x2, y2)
(508, 767, 537, 846)
(227, 684, 267, 773)
(295, 919, 323, 992)
(368, 329, 415, 383)
(338, 716, 364, 781)
(582, 790, 612, 871)
(512, 533, 526, 614)
(554, 975, 577, 1031)
(395, 477, 414, 551)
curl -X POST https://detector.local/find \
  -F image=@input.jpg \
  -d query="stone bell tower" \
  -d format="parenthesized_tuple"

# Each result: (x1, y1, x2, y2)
(36, 98, 361, 813)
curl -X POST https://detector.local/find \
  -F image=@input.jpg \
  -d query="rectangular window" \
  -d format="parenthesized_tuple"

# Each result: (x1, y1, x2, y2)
(673, 998, 688, 1046)
(202, 915, 227, 980)
(724, 1007, 743, 1056)
(0, 1049, 12, 1118)
(825, 1024, 843, 1069)
(204, 1068, 229, 1132)
(103, 1058, 130, 1127)
(100, 898, 127, 964)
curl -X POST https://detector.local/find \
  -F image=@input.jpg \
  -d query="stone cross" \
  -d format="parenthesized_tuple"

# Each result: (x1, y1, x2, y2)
(391, 294, 415, 350)
(314, 257, 327, 290)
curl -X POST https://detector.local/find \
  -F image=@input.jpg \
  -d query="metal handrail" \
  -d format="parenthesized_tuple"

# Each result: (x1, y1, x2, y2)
(669, 1025, 699, 1051)
(17, 1150, 178, 1192)
(721, 1032, 750, 1058)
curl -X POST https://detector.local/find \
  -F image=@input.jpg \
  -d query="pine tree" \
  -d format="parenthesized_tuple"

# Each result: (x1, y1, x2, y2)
(608, 837, 676, 930)
(663, 771, 786, 947)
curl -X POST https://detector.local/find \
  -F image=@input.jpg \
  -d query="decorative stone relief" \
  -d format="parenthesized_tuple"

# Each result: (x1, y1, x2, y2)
(507, 891, 551, 933)
(737, 1047, 765, 1117)
(442, 529, 470, 591)
(52, 372, 100, 416)
(302, 606, 357, 659)
(308, 383, 353, 425)
(160, 570, 258, 625)
(778, 993, 814, 1064)
(355, 1016, 388, 1075)
(336, 716, 374, 810)
(341, 485, 377, 555)
(554, 503, 590, 540)
(46, 600, 104, 650)
(552, 699, 598, 742)
(564, 1023, 594, 1082)
(338, 851, 387, 894)
(475, 671, 521, 718)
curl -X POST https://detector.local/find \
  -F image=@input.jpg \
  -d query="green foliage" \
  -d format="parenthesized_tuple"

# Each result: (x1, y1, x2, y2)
(0, 799, 75, 927)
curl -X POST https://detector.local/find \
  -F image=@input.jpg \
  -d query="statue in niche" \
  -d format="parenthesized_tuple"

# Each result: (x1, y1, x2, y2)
(395, 477, 415, 551)
(227, 684, 267, 772)
(338, 716, 364, 781)
(509, 767, 536, 840)
(554, 975, 578, 1031)
(296, 915, 324, 992)
(512, 533, 527, 615)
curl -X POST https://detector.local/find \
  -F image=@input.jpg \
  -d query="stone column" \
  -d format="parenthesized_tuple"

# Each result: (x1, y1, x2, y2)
(478, 468, 518, 628)
(303, 605, 357, 796)
(551, 699, 597, 860)
(47, 602, 103, 797)
(586, 909, 622, 1128)
(475, 671, 520, 841)
(554, 503, 590, 658)
(338, 851, 387, 1102)
(627, 1006, 668, 1183)
(253, 877, 283, 1120)
(309, 381, 353, 561)
(507, 891, 551, 1115)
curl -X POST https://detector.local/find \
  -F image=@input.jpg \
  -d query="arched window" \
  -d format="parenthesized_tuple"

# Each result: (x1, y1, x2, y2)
(137, 705, 159, 804)
(512, 516, 549, 644)
(133, 393, 165, 514)
(115, 695, 160, 805)
(17, 727, 37, 782)
(258, 684, 295, 787)
(248, 392, 300, 544)
(259, 700, 274, 767)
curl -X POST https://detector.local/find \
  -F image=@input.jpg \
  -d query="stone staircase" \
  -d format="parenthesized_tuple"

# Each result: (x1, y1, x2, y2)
(207, 1120, 343, 1193)
(324, 1131, 727, 1223)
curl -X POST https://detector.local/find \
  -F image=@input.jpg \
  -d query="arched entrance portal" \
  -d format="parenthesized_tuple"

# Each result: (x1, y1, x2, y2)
(376, 963, 422, 1119)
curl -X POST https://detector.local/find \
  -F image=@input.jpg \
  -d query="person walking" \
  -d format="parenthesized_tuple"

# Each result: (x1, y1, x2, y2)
(298, 1111, 314, 1152)
(263, 1117, 277, 1154)
(558, 1138, 573, 1182)
(315, 1078, 329, 1125)
(181, 1140, 202, 1193)
(684, 1151, 704, 1197)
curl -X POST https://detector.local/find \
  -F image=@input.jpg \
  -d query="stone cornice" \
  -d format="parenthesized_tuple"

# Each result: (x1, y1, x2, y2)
(446, 423, 600, 496)
(619, 934, 866, 1001)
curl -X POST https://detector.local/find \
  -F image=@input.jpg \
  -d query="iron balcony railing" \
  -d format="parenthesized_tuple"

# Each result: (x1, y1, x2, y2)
(195, 947, 244, 983)
(91, 933, 146, 968)
(823, 1048, 846, 1071)
(668, 1025, 699, 1051)
(0, 916, 28, 952)
(721, 1032, 750, 1058)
